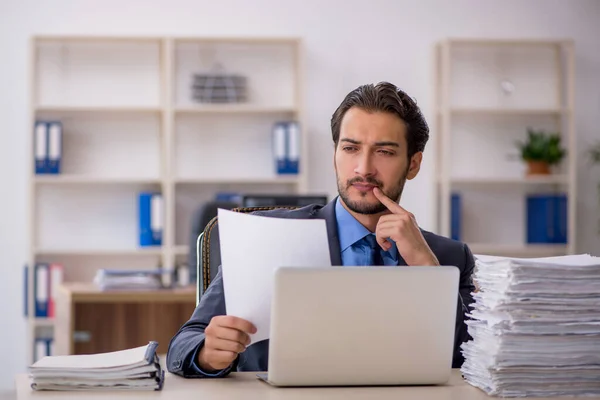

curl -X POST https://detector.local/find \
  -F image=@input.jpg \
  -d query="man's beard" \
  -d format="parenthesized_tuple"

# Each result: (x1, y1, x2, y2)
(337, 172, 407, 215)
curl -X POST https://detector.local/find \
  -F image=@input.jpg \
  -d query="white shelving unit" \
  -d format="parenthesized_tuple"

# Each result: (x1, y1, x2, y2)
(26, 35, 306, 364)
(434, 38, 576, 257)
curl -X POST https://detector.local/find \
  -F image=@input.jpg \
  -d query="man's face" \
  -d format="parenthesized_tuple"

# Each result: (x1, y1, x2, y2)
(334, 107, 421, 215)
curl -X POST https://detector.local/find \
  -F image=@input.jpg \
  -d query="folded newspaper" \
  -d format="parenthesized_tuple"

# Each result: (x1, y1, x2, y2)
(461, 254, 600, 397)
(28, 342, 164, 391)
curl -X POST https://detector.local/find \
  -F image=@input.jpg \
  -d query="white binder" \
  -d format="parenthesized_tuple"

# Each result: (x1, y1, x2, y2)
(34, 122, 48, 174)
(287, 121, 300, 174)
(150, 194, 163, 244)
(47, 122, 62, 174)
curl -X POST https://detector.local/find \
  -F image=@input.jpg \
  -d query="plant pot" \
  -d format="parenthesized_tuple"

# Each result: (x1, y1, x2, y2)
(526, 161, 551, 175)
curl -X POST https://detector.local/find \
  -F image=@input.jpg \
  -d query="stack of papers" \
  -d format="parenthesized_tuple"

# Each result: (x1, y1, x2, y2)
(93, 269, 164, 290)
(461, 254, 600, 397)
(29, 342, 164, 391)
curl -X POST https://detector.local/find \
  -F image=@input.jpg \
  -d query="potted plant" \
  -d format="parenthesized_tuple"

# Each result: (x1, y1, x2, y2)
(516, 128, 566, 175)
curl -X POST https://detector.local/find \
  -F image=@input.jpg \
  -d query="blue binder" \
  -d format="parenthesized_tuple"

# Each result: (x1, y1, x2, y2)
(34, 263, 49, 318)
(46, 338, 54, 357)
(554, 195, 568, 243)
(451, 193, 461, 241)
(47, 121, 62, 174)
(526, 194, 568, 244)
(24, 265, 28, 317)
(139, 192, 162, 246)
(34, 121, 48, 174)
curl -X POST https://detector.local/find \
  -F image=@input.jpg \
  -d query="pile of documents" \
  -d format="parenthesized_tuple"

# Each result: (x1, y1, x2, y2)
(93, 269, 164, 290)
(461, 254, 600, 397)
(29, 342, 164, 391)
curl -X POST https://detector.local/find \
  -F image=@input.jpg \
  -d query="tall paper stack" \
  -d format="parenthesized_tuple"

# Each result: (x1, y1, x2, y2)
(461, 254, 600, 397)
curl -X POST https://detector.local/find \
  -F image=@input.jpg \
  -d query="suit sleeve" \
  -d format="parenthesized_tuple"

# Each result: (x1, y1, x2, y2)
(166, 267, 239, 377)
(452, 243, 476, 368)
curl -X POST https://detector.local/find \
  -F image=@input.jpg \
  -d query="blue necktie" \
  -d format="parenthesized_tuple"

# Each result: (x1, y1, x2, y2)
(364, 234, 385, 266)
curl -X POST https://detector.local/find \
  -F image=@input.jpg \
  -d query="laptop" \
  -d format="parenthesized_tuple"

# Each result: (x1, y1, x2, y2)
(258, 266, 459, 387)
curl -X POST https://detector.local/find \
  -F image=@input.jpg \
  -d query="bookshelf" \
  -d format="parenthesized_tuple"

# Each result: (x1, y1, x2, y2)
(434, 39, 576, 258)
(27, 36, 306, 364)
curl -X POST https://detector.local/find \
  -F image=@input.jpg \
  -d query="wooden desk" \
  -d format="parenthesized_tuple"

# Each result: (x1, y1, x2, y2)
(16, 370, 596, 400)
(55, 283, 196, 356)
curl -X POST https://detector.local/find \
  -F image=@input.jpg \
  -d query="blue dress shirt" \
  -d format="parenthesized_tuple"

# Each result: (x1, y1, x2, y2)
(335, 197, 399, 266)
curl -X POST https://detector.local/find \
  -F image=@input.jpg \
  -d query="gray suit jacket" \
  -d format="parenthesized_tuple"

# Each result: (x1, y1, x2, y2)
(166, 199, 476, 377)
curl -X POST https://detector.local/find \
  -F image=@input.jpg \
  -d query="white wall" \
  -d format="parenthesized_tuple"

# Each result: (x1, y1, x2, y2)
(1, 0, 599, 390)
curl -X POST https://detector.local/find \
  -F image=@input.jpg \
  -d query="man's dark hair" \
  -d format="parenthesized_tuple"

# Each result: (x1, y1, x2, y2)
(330, 81, 429, 158)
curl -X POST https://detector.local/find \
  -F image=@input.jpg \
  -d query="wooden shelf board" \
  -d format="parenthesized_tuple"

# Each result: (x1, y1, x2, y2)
(174, 36, 300, 45)
(34, 35, 163, 44)
(447, 107, 567, 115)
(34, 248, 163, 257)
(33, 318, 55, 327)
(175, 176, 300, 185)
(446, 175, 569, 186)
(446, 38, 573, 47)
(34, 176, 161, 185)
(35, 105, 162, 114)
(469, 243, 568, 257)
(60, 282, 196, 303)
(174, 104, 296, 114)
(174, 246, 190, 256)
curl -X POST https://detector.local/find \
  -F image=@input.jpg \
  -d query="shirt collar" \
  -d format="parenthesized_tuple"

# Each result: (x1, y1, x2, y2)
(335, 197, 372, 252)
(334, 197, 399, 262)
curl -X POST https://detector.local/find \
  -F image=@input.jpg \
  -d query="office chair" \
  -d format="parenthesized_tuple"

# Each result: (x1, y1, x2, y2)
(195, 206, 298, 305)
(188, 200, 239, 284)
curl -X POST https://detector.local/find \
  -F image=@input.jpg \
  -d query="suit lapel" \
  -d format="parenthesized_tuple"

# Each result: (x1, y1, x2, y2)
(315, 198, 342, 266)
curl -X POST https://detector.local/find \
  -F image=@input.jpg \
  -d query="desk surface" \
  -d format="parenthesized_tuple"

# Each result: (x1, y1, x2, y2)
(59, 283, 196, 303)
(15, 370, 591, 400)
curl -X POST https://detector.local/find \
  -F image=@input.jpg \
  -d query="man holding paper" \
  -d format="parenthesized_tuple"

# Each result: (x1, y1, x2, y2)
(167, 81, 476, 377)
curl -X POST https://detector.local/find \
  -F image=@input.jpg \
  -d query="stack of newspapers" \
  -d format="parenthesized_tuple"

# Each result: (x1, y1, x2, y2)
(29, 342, 164, 391)
(461, 254, 600, 397)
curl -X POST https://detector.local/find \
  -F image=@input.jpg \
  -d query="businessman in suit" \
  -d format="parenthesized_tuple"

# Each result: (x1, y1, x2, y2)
(167, 81, 476, 377)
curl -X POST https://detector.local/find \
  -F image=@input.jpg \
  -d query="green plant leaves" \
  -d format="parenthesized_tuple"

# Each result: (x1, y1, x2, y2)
(516, 128, 566, 165)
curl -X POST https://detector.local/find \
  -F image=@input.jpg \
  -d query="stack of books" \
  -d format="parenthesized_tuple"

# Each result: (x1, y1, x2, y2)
(29, 342, 164, 391)
(461, 254, 600, 397)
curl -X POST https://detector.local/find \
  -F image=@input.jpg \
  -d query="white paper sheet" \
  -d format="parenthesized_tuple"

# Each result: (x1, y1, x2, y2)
(218, 209, 331, 344)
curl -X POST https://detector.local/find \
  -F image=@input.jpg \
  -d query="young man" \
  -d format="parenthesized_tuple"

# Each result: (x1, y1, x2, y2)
(167, 81, 476, 377)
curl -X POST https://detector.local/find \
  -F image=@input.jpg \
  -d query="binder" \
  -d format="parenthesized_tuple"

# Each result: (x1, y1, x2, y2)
(24, 265, 29, 317)
(286, 121, 300, 174)
(273, 122, 287, 174)
(48, 264, 64, 318)
(47, 121, 62, 174)
(555, 195, 568, 244)
(34, 121, 48, 174)
(526, 194, 568, 244)
(48, 338, 55, 357)
(450, 193, 461, 241)
(150, 193, 163, 245)
(35, 338, 49, 362)
(139, 192, 162, 246)
(34, 263, 49, 318)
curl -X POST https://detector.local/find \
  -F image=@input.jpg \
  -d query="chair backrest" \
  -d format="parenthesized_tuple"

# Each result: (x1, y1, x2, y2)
(188, 200, 240, 285)
(196, 206, 298, 305)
